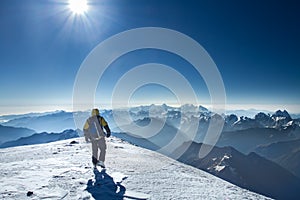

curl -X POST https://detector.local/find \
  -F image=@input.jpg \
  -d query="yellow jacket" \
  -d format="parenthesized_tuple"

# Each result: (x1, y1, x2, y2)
(83, 109, 111, 140)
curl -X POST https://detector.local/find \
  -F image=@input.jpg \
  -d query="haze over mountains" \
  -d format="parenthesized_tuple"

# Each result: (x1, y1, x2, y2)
(0, 124, 35, 144)
(0, 129, 79, 148)
(2, 104, 299, 133)
(1, 104, 300, 199)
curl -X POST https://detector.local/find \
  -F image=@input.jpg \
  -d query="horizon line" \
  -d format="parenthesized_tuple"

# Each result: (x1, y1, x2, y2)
(0, 103, 299, 116)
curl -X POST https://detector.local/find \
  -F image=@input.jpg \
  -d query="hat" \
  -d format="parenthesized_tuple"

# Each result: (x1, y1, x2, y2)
(91, 108, 99, 116)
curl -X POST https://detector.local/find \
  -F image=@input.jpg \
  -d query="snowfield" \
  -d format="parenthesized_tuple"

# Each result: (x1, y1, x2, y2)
(0, 137, 272, 199)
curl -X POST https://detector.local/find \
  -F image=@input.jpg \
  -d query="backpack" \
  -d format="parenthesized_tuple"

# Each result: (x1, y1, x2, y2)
(87, 115, 106, 139)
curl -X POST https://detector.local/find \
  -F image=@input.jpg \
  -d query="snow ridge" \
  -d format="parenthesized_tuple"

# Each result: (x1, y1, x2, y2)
(0, 137, 270, 200)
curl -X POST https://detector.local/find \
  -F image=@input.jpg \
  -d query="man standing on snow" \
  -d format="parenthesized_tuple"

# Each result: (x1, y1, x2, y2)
(83, 108, 111, 168)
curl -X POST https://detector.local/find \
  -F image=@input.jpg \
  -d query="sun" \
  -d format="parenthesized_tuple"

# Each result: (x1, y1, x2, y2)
(68, 0, 88, 14)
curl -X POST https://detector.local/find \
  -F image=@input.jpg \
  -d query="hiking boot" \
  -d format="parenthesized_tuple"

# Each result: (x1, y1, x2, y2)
(97, 161, 105, 168)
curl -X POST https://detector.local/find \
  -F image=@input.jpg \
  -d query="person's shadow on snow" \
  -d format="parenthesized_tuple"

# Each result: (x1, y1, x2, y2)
(86, 168, 126, 200)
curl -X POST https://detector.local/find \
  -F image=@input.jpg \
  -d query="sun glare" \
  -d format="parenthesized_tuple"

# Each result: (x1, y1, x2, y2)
(68, 0, 88, 14)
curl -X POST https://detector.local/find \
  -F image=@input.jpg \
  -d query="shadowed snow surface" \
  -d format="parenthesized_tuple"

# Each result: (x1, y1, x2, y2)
(0, 137, 271, 199)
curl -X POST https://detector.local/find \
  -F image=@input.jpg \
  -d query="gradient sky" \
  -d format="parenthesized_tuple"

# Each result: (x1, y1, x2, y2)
(0, 0, 300, 114)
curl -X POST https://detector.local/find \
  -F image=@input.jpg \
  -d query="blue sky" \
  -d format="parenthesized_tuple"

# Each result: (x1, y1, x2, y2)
(0, 0, 299, 114)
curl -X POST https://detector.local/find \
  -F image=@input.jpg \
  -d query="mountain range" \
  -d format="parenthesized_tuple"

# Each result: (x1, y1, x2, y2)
(110, 128, 300, 199)
(255, 139, 300, 178)
(1, 104, 300, 199)
(0, 129, 79, 148)
(1, 105, 299, 135)
(173, 141, 300, 200)
(2, 111, 83, 133)
(0, 124, 35, 144)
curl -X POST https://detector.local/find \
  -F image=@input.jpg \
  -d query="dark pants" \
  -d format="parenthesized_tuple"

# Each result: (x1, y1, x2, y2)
(91, 138, 107, 165)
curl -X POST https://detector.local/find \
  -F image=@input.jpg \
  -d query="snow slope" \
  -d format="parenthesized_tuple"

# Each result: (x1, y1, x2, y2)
(0, 137, 271, 200)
